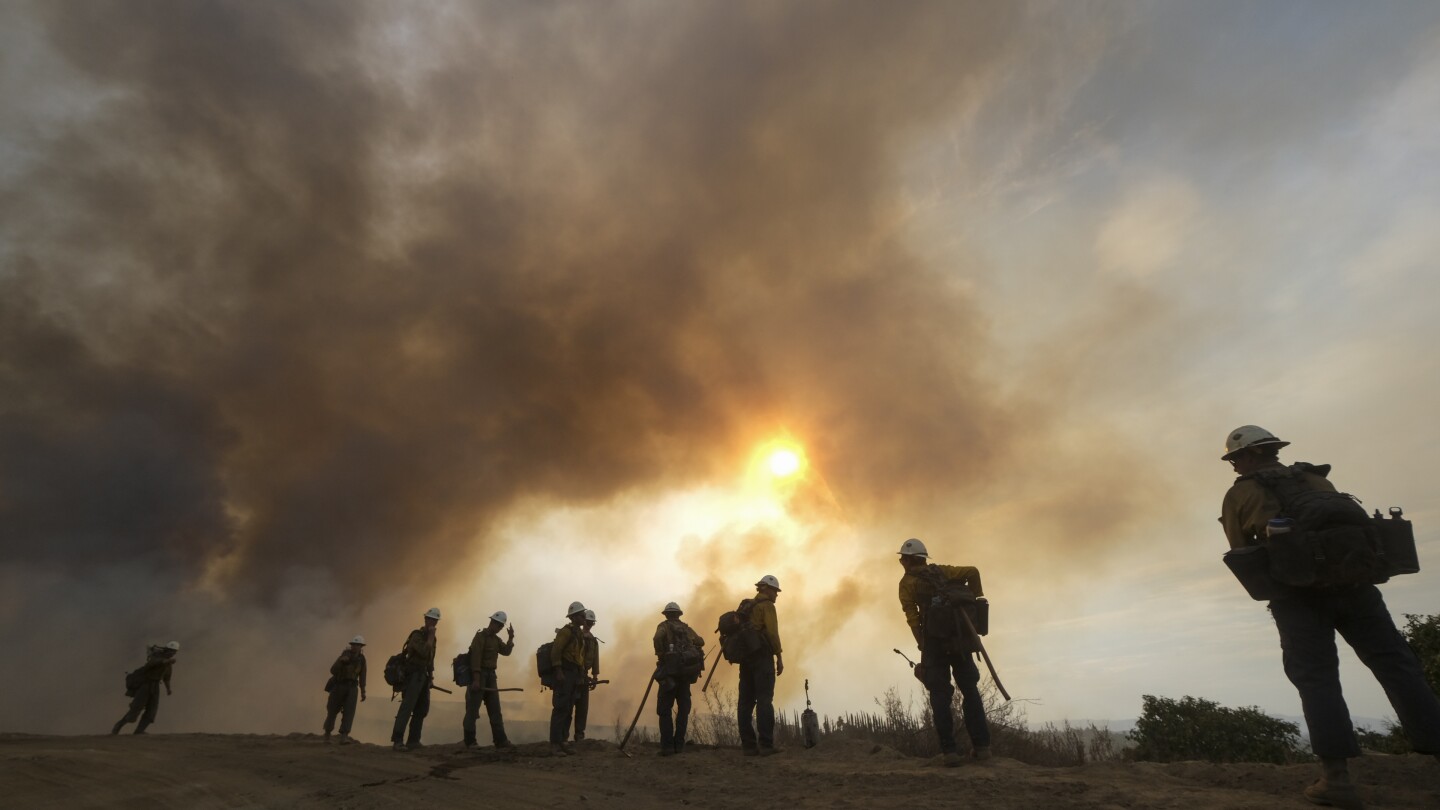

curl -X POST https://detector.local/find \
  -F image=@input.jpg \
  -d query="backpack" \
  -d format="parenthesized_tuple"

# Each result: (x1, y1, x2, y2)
(383, 642, 408, 689)
(716, 599, 767, 664)
(536, 628, 577, 689)
(452, 651, 472, 688)
(657, 621, 705, 683)
(917, 564, 987, 654)
(124, 668, 143, 697)
(1253, 463, 1389, 587)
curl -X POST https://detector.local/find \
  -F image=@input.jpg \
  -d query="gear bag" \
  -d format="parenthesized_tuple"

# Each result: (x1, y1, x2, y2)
(383, 642, 407, 689)
(917, 564, 987, 654)
(452, 651, 472, 688)
(657, 622, 705, 683)
(536, 628, 577, 689)
(716, 598, 768, 663)
(1253, 463, 1389, 588)
(1226, 505, 1419, 601)
(124, 668, 143, 697)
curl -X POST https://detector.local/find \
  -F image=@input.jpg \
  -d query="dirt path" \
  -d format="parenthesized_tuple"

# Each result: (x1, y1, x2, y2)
(3, 733, 1438, 809)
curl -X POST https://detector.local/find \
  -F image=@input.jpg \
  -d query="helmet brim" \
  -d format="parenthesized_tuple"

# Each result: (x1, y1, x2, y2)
(1221, 439, 1289, 461)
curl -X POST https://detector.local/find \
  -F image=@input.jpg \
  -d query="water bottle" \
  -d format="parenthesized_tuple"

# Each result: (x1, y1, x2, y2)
(1266, 517, 1295, 536)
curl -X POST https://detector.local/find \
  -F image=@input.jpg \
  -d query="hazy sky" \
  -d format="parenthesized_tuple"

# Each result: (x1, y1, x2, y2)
(2, 0, 1439, 737)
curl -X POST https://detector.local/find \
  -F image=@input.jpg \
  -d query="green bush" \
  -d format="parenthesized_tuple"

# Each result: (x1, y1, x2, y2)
(1355, 721, 1410, 755)
(1402, 613, 1440, 697)
(1348, 613, 1440, 754)
(1127, 695, 1307, 764)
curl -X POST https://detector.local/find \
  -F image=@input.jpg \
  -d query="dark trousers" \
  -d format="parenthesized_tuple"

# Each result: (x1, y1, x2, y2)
(549, 662, 584, 744)
(657, 676, 693, 752)
(1270, 584, 1440, 758)
(324, 682, 359, 735)
(922, 646, 991, 754)
(390, 670, 431, 745)
(463, 669, 509, 746)
(737, 655, 776, 749)
(119, 683, 161, 731)
(574, 673, 590, 739)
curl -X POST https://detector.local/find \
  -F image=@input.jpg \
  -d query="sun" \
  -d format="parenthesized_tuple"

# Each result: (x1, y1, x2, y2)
(768, 448, 801, 477)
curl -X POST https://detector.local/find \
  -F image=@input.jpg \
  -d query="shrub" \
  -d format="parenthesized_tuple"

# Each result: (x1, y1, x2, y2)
(1346, 613, 1440, 755)
(1402, 613, 1440, 697)
(1128, 695, 1307, 764)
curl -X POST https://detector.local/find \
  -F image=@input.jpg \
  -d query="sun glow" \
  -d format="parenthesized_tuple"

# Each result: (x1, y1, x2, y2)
(768, 448, 801, 477)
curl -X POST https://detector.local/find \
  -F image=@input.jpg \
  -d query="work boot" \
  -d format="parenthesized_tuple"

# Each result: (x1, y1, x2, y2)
(1304, 758, 1363, 810)
(463, 740, 476, 749)
(324, 732, 332, 744)
(759, 745, 782, 756)
(742, 746, 760, 757)
(406, 741, 424, 750)
(392, 742, 408, 752)
(973, 746, 992, 762)
(560, 741, 577, 755)
(575, 730, 586, 741)
(495, 740, 516, 750)
(338, 734, 354, 745)
(1303, 778, 1363, 809)
(133, 721, 150, 735)
(659, 748, 675, 757)
(110, 720, 125, 736)
(550, 743, 570, 757)
(943, 752, 963, 768)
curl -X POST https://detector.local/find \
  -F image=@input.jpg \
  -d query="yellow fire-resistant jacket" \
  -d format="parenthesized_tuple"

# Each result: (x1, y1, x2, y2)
(330, 649, 367, 687)
(468, 629, 513, 672)
(401, 628, 436, 674)
(140, 650, 175, 686)
(899, 563, 983, 642)
(749, 593, 782, 655)
(550, 624, 586, 669)
(583, 631, 600, 676)
(1220, 460, 1338, 549)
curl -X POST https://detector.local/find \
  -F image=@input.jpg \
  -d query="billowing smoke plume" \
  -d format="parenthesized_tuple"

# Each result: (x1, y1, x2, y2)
(0, 1, 1153, 734)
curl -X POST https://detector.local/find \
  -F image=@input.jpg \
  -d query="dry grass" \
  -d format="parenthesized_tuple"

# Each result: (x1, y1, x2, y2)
(679, 675, 1124, 766)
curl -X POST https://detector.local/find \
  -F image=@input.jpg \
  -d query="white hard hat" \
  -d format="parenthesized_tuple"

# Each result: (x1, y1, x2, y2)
(424, 607, 442, 620)
(583, 609, 596, 623)
(567, 601, 587, 617)
(755, 574, 782, 592)
(1222, 425, 1289, 461)
(350, 635, 366, 646)
(662, 602, 683, 615)
(898, 538, 930, 558)
(489, 611, 508, 625)
(165, 640, 181, 651)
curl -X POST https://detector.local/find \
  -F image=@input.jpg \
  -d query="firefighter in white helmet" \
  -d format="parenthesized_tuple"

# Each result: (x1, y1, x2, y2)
(654, 602, 705, 756)
(571, 608, 602, 743)
(390, 608, 441, 751)
(548, 601, 590, 756)
(111, 641, 179, 736)
(464, 611, 516, 749)
(898, 539, 991, 767)
(1218, 426, 1440, 807)
(323, 635, 367, 744)
(737, 575, 784, 756)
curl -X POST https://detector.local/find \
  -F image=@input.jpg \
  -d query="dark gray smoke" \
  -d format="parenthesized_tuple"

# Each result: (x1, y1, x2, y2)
(1, 1, 1148, 733)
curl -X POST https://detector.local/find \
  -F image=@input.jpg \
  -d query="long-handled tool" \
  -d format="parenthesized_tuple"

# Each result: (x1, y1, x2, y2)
(481, 687, 525, 693)
(618, 671, 658, 758)
(700, 647, 723, 693)
(959, 610, 1010, 701)
(801, 679, 820, 748)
